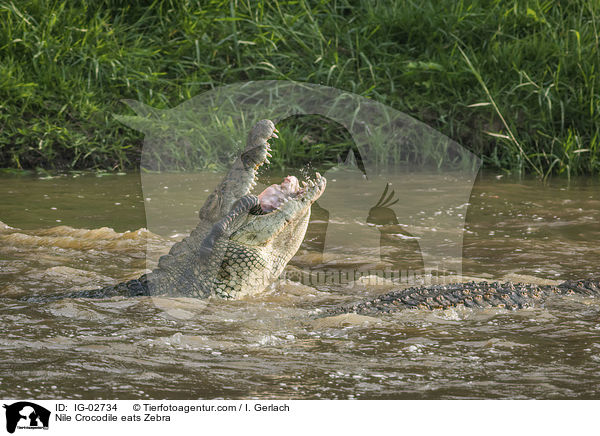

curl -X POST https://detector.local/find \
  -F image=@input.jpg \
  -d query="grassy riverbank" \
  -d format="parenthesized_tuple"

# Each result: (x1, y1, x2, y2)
(0, 0, 598, 176)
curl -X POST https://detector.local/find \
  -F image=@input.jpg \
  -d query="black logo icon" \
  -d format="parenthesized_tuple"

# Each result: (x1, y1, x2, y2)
(3, 402, 50, 434)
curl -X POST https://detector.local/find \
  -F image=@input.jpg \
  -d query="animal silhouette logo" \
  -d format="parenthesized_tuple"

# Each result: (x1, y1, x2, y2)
(366, 183, 424, 272)
(3, 402, 50, 434)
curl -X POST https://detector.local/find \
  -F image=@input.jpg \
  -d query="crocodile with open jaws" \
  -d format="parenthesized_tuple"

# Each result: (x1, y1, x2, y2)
(37, 119, 599, 312)
(58, 119, 326, 300)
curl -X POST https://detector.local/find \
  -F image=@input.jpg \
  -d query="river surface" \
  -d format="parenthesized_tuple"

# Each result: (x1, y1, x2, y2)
(0, 171, 599, 399)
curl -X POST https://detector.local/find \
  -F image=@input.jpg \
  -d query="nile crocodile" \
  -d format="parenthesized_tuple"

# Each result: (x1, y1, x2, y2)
(324, 278, 600, 316)
(53, 119, 326, 300)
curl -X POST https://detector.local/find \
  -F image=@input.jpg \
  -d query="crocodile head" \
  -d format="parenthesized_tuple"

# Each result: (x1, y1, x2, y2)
(215, 172, 327, 297)
(203, 120, 328, 298)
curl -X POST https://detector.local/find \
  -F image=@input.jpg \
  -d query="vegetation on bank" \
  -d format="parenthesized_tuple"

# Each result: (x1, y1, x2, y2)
(0, 0, 598, 176)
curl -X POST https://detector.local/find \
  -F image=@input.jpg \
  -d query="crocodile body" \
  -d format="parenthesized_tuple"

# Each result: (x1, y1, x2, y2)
(53, 120, 326, 301)
(324, 278, 600, 316)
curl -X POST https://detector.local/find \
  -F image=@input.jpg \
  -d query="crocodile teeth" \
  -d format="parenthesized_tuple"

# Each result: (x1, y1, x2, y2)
(302, 181, 308, 188)
(266, 152, 272, 158)
(265, 158, 270, 164)
(308, 180, 315, 187)
(316, 172, 321, 179)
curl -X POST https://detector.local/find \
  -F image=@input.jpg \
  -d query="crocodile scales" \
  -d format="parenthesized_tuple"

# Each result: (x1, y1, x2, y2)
(324, 278, 600, 316)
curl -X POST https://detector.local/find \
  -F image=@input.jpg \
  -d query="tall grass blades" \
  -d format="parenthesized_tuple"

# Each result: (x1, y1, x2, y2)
(0, 0, 598, 175)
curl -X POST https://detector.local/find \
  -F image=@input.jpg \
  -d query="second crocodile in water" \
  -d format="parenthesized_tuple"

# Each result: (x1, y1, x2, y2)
(324, 278, 600, 316)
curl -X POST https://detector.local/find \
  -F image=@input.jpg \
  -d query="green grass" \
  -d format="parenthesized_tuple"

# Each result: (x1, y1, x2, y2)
(0, 0, 599, 176)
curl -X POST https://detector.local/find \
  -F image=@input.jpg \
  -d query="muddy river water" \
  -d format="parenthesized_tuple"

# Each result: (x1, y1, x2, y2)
(0, 171, 598, 399)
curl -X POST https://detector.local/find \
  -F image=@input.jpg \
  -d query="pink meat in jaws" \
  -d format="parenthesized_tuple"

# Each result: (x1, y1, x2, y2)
(258, 176, 299, 212)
